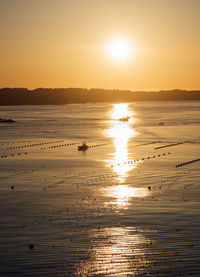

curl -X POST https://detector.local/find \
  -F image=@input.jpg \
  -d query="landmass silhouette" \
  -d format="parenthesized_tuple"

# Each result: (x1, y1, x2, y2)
(0, 88, 199, 105)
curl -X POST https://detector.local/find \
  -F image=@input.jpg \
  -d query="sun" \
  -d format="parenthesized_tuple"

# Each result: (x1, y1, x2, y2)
(107, 38, 132, 62)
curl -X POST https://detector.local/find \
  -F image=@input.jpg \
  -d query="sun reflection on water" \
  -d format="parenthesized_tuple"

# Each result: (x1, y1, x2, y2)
(74, 104, 151, 276)
(111, 103, 132, 120)
(104, 185, 149, 208)
(104, 104, 149, 209)
(75, 227, 150, 276)
(107, 103, 137, 183)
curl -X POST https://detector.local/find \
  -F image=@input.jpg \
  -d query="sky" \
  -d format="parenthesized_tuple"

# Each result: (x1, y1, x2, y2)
(0, 0, 199, 91)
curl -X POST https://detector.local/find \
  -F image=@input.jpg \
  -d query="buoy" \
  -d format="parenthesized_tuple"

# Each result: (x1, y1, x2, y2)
(29, 244, 34, 250)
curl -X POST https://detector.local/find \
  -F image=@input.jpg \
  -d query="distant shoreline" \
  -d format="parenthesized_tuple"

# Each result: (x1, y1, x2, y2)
(0, 88, 200, 105)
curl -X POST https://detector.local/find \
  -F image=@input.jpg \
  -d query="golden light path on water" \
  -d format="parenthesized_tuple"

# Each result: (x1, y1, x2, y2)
(76, 104, 151, 276)
(75, 227, 150, 276)
(107, 103, 137, 182)
(105, 104, 149, 208)
(104, 185, 149, 209)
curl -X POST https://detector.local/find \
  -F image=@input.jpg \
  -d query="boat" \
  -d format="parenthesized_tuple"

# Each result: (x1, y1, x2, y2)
(118, 116, 130, 122)
(0, 118, 16, 123)
(78, 142, 89, 151)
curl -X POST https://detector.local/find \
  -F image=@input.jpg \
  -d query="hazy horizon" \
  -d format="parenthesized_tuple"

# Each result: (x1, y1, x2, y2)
(0, 86, 200, 92)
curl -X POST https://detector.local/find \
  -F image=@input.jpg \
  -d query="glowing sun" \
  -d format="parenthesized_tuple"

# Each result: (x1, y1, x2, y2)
(107, 38, 132, 62)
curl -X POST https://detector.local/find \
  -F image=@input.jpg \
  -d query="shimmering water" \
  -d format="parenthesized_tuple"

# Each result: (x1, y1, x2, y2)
(0, 102, 200, 276)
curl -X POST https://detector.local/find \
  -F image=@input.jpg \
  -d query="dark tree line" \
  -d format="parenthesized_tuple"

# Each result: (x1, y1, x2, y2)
(0, 87, 200, 105)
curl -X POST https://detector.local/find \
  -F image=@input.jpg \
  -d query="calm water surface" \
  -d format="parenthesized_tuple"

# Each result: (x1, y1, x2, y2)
(0, 102, 200, 276)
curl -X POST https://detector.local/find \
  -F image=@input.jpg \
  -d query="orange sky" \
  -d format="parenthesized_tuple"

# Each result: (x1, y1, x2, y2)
(0, 0, 199, 91)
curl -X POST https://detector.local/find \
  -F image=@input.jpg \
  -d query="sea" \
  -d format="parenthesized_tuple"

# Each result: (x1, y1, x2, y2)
(0, 101, 200, 276)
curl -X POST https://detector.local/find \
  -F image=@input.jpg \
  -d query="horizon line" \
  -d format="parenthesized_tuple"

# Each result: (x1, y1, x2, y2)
(1, 87, 200, 92)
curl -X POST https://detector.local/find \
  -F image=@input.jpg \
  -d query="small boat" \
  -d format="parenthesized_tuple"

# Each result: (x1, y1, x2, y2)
(118, 116, 130, 122)
(78, 142, 89, 151)
(0, 118, 16, 123)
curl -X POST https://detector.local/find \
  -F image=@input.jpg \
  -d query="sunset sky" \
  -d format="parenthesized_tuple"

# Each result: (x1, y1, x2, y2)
(0, 0, 199, 91)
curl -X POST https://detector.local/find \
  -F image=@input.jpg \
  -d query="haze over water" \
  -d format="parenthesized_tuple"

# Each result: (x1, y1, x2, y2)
(0, 101, 200, 276)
